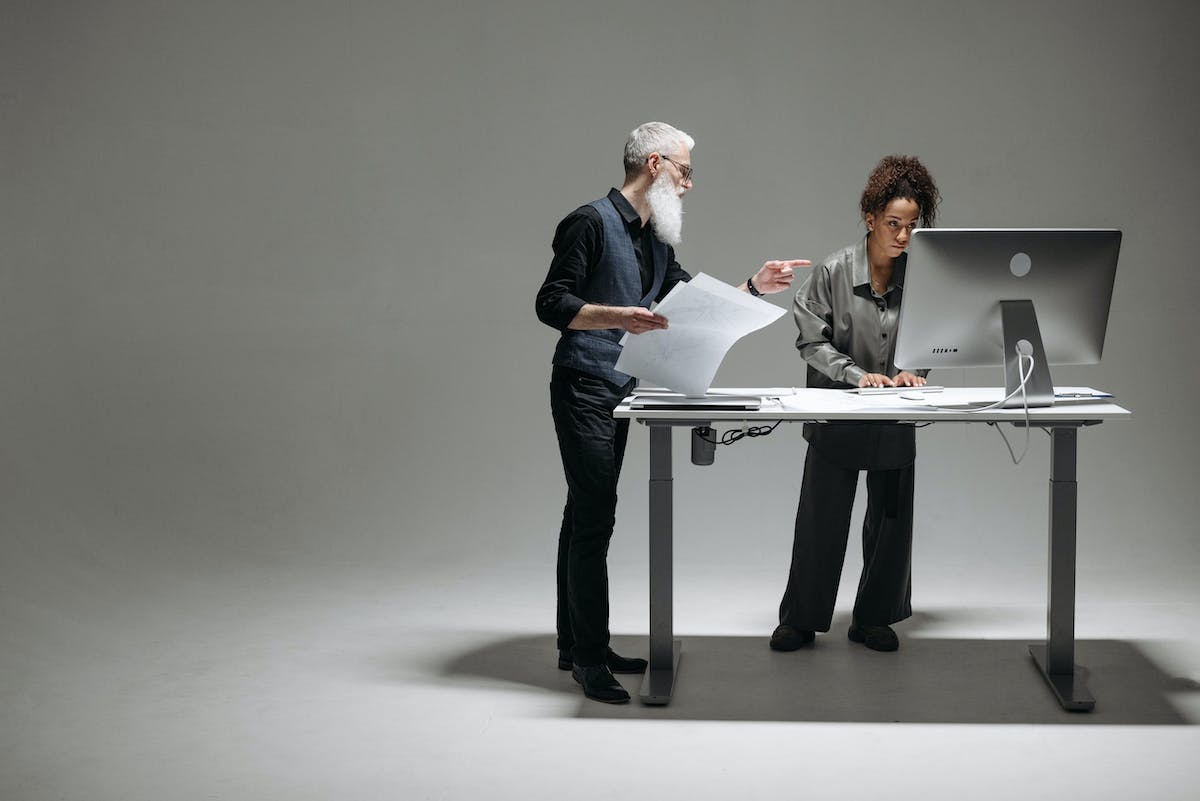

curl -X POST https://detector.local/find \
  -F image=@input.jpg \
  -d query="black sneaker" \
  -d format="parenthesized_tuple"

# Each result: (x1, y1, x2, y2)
(571, 663, 631, 704)
(769, 624, 815, 651)
(558, 648, 648, 674)
(847, 621, 899, 652)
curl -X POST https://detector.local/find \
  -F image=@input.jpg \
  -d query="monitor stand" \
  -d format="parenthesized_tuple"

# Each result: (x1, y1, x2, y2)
(1000, 300, 1054, 407)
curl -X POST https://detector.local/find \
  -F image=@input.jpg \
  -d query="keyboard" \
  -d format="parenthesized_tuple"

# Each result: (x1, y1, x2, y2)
(852, 385, 944, 395)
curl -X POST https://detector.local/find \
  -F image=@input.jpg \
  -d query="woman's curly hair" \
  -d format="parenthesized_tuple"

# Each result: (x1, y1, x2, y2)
(860, 155, 940, 228)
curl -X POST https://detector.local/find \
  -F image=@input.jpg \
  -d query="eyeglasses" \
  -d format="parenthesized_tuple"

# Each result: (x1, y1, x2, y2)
(657, 154, 693, 182)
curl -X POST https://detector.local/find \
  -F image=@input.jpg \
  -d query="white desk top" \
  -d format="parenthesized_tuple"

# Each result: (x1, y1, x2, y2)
(614, 387, 1132, 424)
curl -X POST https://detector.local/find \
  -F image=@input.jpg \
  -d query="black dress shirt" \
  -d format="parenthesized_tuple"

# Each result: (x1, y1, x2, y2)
(536, 188, 692, 332)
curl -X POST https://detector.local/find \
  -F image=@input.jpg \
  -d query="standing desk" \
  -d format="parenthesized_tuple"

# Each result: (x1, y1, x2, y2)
(613, 387, 1131, 711)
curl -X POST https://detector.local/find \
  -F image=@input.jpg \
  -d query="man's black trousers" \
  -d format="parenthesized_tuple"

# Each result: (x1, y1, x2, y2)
(550, 365, 635, 667)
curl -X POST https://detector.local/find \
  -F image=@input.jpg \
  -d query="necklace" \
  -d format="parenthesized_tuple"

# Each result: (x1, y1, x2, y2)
(870, 266, 891, 294)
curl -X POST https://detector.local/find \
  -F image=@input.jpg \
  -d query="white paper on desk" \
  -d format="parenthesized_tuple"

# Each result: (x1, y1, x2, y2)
(780, 387, 1000, 413)
(614, 272, 786, 397)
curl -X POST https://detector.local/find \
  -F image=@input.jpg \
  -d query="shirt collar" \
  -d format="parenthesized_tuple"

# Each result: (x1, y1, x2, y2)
(851, 236, 871, 288)
(607, 188, 641, 227)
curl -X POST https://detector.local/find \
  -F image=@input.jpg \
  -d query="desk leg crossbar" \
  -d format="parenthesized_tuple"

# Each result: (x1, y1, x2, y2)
(1029, 425, 1095, 711)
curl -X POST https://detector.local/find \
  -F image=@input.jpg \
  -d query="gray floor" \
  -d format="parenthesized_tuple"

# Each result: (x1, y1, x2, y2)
(3, 526, 1198, 801)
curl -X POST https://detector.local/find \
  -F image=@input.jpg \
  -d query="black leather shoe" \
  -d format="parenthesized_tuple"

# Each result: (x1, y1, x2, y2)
(603, 649, 648, 674)
(571, 663, 631, 704)
(769, 624, 815, 651)
(558, 648, 648, 674)
(848, 621, 899, 652)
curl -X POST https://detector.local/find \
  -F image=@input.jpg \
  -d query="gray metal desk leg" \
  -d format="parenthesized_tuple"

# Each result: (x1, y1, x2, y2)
(642, 423, 681, 705)
(1029, 425, 1095, 711)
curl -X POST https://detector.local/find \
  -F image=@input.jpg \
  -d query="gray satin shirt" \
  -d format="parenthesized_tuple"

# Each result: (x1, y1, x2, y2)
(793, 237, 927, 390)
(793, 237, 927, 469)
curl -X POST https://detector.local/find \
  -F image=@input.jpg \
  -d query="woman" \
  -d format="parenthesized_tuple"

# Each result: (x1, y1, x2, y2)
(771, 155, 940, 653)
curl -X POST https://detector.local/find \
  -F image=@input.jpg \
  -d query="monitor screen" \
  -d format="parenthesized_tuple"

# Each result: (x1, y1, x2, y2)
(894, 229, 1121, 405)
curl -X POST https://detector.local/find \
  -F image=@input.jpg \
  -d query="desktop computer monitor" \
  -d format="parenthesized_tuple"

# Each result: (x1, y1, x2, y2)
(894, 228, 1121, 407)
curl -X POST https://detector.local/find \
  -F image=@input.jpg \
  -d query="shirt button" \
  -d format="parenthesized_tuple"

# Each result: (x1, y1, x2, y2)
(882, 333, 888, 339)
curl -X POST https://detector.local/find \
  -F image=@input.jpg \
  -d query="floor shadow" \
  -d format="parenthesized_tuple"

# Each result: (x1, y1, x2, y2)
(440, 629, 1198, 725)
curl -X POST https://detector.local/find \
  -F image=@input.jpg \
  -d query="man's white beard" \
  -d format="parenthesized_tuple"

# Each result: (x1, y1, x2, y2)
(646, 171, 684, 247)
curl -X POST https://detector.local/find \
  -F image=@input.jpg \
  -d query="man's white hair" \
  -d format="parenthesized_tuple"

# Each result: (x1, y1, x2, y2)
(623, 122, 694, 177)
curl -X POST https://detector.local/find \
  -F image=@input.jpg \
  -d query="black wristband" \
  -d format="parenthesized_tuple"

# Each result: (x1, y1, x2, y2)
(746, 275, 763, 297)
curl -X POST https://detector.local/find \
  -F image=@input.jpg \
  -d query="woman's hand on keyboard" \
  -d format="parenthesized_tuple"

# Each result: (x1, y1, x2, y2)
(894, 372, 927, 387)
(859, 373, 895, 388)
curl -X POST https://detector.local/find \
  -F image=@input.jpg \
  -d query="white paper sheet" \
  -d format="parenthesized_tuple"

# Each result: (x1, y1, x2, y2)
(775, 386, 1113, 413)
(614, 272, 786, 397)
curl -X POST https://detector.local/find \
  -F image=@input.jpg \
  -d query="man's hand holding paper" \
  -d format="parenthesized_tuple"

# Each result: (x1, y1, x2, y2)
(618, 307, 670, 335)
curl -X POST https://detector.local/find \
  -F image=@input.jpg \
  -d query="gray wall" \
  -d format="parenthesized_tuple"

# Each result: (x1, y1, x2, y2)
(3, 1, 1198, 592)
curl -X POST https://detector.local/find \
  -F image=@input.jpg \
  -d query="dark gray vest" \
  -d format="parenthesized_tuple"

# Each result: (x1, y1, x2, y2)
(552, 196, 667, 384)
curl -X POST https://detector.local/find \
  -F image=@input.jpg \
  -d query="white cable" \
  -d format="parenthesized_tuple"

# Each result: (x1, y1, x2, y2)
(928, 350, 1035, 413)
(926, 346, 1036, 464)
(991, 352, 1032, 464)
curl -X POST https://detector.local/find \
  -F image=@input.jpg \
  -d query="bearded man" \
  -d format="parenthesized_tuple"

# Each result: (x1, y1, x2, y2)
(535, 121, 806, 703)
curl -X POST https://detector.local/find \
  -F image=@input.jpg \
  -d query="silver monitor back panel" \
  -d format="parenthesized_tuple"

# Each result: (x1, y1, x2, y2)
(895, 228, 1121, 370)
